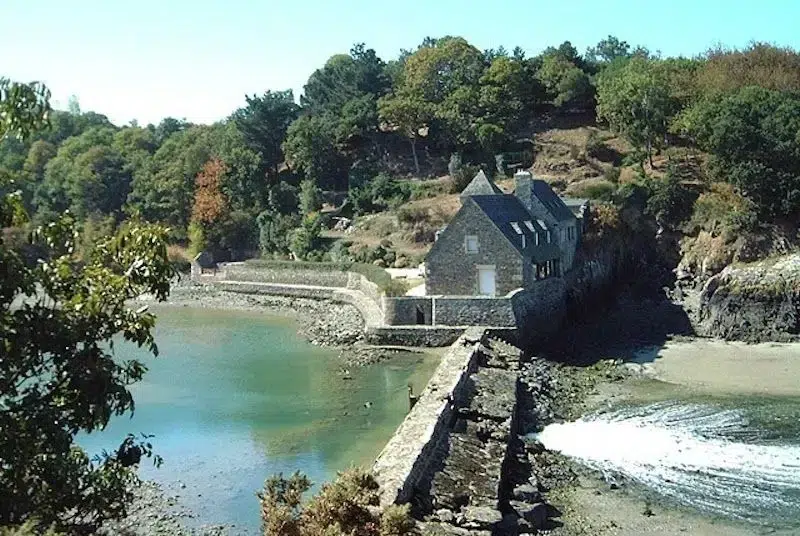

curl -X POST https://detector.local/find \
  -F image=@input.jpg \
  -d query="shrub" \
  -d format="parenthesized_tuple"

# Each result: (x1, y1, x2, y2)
(567, 180, 616, 201)
(258, 468, 415, 536)
(603, 166, 621, 184)
(689, 182, 759, 239)
(449, 164, 482, 194)
(586, 131, 605, 159)
(289, 213, 323, 260)
(645, 173, 698, 229)
(383, 279, 409, 297)
(299, 179, 322, 215)
(396, 206, 429, 225)
(588, 202, 622, 237)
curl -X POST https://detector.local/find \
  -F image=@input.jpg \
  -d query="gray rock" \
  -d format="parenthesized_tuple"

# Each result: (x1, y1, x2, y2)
(512, 483, 541, 503)
(510, 500, 549, 530)
(460, 505, 502, 530)
(435, 508, 455, 524)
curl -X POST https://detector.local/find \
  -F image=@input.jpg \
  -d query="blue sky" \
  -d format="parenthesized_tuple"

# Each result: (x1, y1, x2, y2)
(5, 0, 799, 126)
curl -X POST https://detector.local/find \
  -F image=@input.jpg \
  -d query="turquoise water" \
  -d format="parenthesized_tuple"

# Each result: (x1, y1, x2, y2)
(79, 306, 439, 534)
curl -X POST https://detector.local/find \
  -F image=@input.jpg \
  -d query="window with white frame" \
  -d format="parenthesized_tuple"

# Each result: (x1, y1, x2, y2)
(465, 235, 479, 253)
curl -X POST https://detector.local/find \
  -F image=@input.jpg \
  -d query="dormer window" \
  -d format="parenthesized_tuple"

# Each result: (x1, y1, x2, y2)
(523, 221, 535, 232)
(510, 222, 522, 234)
(465, 235, 479, 253)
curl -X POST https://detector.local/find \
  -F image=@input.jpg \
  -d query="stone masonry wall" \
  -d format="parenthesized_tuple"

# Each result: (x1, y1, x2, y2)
(426, 202, 525, 296)
(218, 263, 351, 287)
(373, 329, 486, 506)
(510, 277, 568, 346)
(382, 297, 433, 326)
(434, 297, 517, 327)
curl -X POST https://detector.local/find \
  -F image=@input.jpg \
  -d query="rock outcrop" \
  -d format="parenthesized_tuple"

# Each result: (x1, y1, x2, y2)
(697, 253, 800, 342)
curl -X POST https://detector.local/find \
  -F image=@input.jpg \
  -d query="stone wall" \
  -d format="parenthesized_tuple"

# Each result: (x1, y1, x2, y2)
(347, 272, 382, 306)
(366, 326, 468, 347)
(426, 202, 525, 296)
(382, 297, 433, 326)
(510, 277, 568, 346)
(218, 263, 351, 287)
(433, 296, 516, 327)
(373, 328, 486, 506)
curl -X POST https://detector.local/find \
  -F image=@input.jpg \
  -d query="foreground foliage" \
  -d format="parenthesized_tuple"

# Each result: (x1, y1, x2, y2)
(259, 469, 415, 536)
(1, 79, 175, 533)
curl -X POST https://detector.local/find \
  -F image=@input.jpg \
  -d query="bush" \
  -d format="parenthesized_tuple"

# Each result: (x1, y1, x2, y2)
(689, 182, 759, 239)
(645, 173, 699, 229)
(349, 174, 412, 215)
(586, 131, 605, 159)
(603, 166, 621, 184)
(289, 213, 323, 260)
(396, 206, 429, 225)
(383, 279, 409, 297)
(258, 469, 415, 536)
(449, 163, 482, 194)
(567, 180, 616, 201)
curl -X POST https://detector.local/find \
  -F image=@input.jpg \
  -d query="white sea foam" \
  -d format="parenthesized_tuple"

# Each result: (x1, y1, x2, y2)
(533, 402, 800, 524)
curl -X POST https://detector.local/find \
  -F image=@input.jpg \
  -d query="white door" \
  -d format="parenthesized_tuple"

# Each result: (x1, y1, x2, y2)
(478, 267, 496, 297)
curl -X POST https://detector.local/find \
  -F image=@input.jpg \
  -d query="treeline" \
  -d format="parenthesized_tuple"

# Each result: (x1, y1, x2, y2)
(2, 37, 800, 263)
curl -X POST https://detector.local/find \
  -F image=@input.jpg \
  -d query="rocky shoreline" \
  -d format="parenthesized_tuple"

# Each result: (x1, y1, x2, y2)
(98, 481, 230, 536)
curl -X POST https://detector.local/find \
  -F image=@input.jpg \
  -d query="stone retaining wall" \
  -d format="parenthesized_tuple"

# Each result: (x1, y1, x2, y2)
(218, 263, 351, 288)
(434, 296, 516, 327)
(373, 328, 486, 506)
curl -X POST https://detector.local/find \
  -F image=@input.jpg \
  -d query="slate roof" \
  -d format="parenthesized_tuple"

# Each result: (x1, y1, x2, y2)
(468, 195, 561, 262)
(532, 180, 575, 222)
(460, 170, 503, 198)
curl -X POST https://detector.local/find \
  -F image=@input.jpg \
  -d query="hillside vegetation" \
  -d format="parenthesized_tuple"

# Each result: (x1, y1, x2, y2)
(3, 38, 800, 278)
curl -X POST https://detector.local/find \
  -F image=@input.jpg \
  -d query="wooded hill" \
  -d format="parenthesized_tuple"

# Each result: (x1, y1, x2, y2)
(2, 37, 800, 269)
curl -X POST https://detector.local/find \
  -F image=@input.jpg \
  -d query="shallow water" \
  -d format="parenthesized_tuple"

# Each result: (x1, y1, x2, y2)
(536, 397, 800, 531)
(79, 306, 439, 533)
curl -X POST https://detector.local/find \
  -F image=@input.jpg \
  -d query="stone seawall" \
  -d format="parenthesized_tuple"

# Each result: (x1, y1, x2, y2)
(374, 332, 555, 533)
(373, 328, 486, 506)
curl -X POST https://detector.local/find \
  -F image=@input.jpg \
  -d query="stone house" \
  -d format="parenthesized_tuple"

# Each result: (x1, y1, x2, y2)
(425, 170, 580, 297)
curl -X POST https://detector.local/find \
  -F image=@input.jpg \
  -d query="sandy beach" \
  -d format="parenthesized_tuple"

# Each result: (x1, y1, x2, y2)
(633, 339, 800, 397)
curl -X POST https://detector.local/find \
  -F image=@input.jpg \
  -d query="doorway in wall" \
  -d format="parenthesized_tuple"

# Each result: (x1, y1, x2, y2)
(477, 266, 497, 297)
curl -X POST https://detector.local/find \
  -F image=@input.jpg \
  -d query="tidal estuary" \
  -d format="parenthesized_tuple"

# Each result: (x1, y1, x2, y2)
(80, 306, 439, 534)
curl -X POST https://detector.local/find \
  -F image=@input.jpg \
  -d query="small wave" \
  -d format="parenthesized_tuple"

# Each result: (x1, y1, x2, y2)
(534, 402, 800, 526)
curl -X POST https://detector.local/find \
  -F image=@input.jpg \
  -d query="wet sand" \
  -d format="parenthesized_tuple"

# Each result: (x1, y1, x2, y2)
(634, 339, 800, 397)
(553, 477, 795, 536)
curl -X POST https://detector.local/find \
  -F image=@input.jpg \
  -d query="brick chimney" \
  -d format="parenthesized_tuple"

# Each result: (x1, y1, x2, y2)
(514, 170, 533, 213)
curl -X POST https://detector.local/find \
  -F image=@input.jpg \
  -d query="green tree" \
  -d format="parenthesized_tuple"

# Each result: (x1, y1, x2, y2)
(397, 37, 486, 146)
(282, 115, 347, 189)
(232, 89, 299, 181)
(585, 35, 632, 65)
(377, 91, 432, 174)
(299, 178, 322, 215)
(288, 212, 322, 260)
(536, 54, 593, 109)
(126, 125, 215, 235)
(596, 57, 672, 167)
(1, 78, 175, 533)
(257, 210, 299, 255)
(213, 122, 266, 213)
(301, 44, 389, 113)
(684, 86, 800, 219)
(35, 127, 119, 221)
(0, 78, 51, 140)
